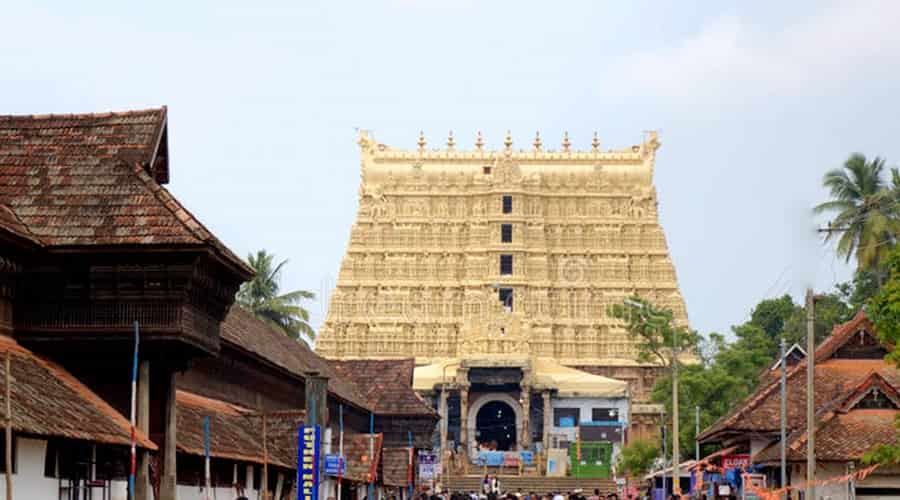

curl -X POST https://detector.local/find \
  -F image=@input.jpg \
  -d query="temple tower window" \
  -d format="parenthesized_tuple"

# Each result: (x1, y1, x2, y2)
(501, 224, 513, 243)
(500, 255, 513, 276)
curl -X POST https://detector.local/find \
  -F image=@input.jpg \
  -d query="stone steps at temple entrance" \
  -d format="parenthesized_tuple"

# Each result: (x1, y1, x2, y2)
(445, 476, 619, 495)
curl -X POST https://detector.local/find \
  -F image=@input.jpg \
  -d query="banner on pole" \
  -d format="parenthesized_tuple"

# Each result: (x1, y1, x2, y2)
(417, 451, 437, 480)
(325, 454, 345, 476)
(298, 425, 321, 500)
(722, 455, 750, 470)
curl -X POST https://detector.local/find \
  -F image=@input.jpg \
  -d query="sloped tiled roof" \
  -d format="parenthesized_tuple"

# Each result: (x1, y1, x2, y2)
(220, 306, 370, 411)
(753, 373, 900, 464)
(0, 108, 250, 276)
(330, 359, 437, 417)
(698, 310, 900, 443)
(0, 336, 154, 449)
(813, 310, 883, 363)
(0, 204, 38, 245)
(176, 390, 302, 468)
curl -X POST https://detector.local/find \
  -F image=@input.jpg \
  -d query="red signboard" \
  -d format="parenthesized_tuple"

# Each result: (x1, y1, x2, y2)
(722, 455, 750, 470)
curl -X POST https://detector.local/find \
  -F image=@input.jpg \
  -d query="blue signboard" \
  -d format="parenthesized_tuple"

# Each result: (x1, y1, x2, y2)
(324, 454, 345, 476)
(297, 425, 321, 500)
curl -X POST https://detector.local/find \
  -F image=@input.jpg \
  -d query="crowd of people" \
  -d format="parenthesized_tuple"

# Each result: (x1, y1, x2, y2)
(416, 487, 620, 500)
(411, 475, 622, 500)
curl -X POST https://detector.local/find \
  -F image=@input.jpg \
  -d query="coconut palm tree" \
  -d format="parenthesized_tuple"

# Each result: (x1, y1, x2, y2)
(814, 154, 900, 278)
(237, 249, 316, 341)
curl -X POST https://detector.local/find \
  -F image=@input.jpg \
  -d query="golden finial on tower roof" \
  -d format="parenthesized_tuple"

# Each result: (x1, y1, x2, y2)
(447, 130, 456, 150)
(591, 131, 601, 152)
(562, 131, 571, 152)
(475, 131, 485, 151)
(417, 130, 426, 151)
(504, 130, 513, 150)
(533, 131, 542, 151)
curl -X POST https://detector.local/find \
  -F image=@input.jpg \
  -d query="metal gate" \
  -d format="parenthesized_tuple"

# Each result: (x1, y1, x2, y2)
(569, 441, 613, 478)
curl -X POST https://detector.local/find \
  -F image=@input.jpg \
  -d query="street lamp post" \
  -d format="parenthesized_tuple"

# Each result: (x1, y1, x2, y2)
(624, 298, 679, 495)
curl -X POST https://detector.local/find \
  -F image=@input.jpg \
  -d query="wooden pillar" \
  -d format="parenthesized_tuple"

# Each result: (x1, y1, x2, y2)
(305, 372, 330, 427)
(306, 372, 329, 500)
(135, 360, 151, 500)
(519, 387, 530, 449)
(541, 391, 551, 448)
(159, 369, 178, 500)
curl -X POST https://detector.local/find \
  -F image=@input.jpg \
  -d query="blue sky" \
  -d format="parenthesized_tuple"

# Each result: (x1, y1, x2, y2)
(4, 0, 900, 337)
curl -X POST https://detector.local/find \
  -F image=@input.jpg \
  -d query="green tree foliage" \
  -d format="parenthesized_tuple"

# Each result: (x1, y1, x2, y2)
(616, 288, 855, 461)
(651, 324, 779, 459)
(237, 249, 317, 341)
(863, 245, 900, 464)
(814, 153, 900, 278)
(780, 292, 852, 348)
(750, 294, 797, 340)
(836, 270, 881, 311)
(617, 439, 660, 478)
(607, 296, 700, 368)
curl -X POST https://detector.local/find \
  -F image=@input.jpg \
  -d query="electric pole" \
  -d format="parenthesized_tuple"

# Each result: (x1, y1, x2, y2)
(672, 326, 680, 496)
(806, 289, 816, 500)
(780, 337, 787, 498)
(695, 406, 699, 461)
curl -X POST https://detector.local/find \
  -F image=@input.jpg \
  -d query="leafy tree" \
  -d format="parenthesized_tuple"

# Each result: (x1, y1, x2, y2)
(750, 294, 797, 341)
(617, 439, 660, 478)
(836, 269, 882, 312)
(609, 297, 703, 459)
(237, 249, 317, 341)
(781, 292, 852, 348)
(814, 153, 900, 278)
(863, 245, 900, 464)
(608, 296, 700, 368)
(652, 325, 776, 460)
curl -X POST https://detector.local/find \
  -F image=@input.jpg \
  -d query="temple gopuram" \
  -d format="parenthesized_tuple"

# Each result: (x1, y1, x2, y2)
(317, 130, 689, 475)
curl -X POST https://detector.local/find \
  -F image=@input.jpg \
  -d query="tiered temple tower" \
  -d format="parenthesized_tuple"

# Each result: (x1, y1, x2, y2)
(316, 130, 688, 405)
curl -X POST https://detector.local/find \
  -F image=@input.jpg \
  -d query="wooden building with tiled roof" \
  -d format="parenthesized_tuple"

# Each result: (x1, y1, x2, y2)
(696, 311, 900, 499)
(0, 107, 437, 500)
(0, 107, 254, 500)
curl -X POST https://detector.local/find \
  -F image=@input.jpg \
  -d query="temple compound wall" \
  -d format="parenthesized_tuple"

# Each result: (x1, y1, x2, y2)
(317, 130, 688, 470)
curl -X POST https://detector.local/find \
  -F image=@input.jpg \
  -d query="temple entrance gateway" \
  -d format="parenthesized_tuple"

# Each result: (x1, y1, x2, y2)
(466, 392, 524, 456)
(475, 400, 516, 451)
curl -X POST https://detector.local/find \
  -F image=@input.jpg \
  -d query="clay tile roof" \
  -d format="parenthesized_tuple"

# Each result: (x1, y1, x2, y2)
(0, 204, 39, 245)
(753, 374, 900, 464)
(0, 108, 251, 276)
(814, 310, 881, 363)
(220, 306, 370, 411)
(330, 359, 438, 418)
(0, 336, 154, 449)
(176, 390, 302, 468)
(698, 310, 900, 443)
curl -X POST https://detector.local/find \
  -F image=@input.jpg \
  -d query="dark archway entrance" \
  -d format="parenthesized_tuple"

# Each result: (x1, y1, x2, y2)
(475, 400, 516, 451)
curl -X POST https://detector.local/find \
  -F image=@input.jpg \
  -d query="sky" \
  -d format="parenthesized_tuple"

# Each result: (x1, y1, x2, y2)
(4, 0, 900, 337)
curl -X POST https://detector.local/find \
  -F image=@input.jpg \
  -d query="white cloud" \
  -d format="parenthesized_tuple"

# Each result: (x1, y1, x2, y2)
(605, 0, 900, 99)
